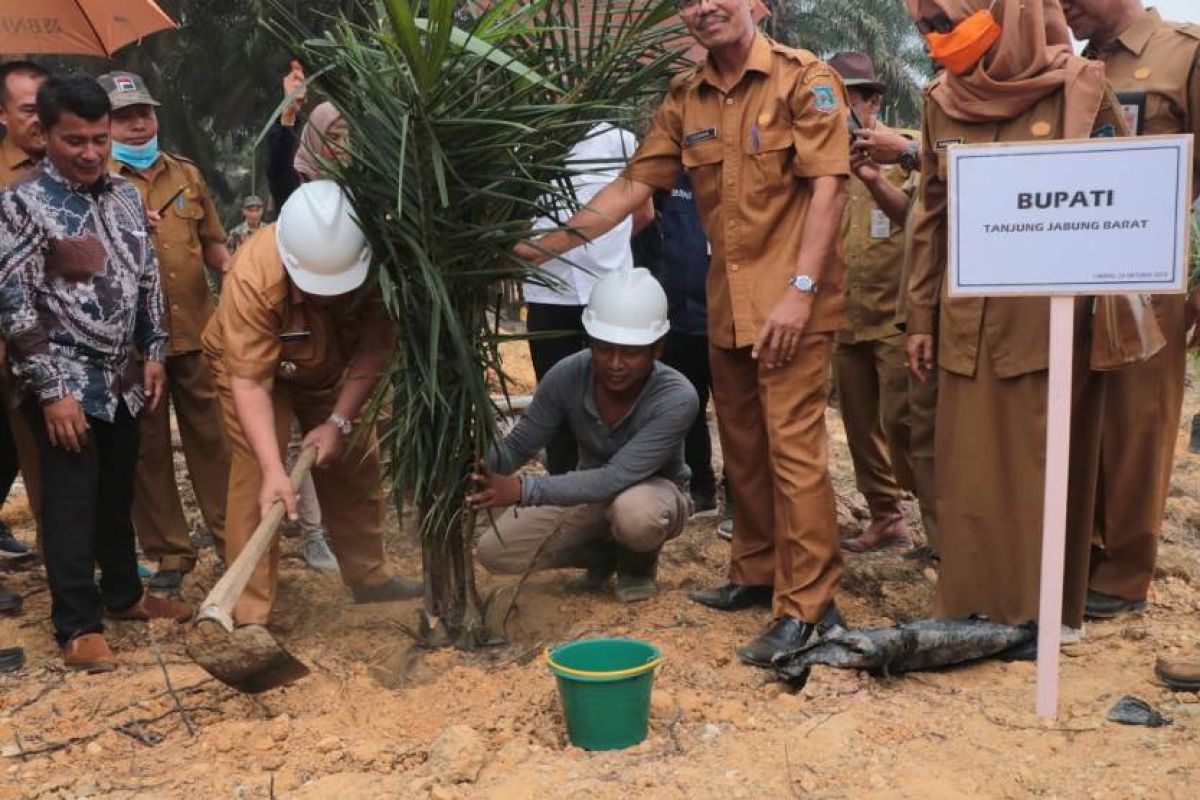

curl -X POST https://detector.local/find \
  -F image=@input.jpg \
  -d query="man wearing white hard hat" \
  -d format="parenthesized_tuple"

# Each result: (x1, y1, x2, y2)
(202, 180, 422, 626)
(468, 267, 698, 603)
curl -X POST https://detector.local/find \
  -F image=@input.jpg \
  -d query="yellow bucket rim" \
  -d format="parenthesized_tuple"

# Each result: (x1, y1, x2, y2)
(544, 646, 663, 680)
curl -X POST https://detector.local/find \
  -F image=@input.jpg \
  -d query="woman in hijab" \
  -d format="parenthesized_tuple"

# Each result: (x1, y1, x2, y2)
(903, 0, 1129, 646)
(262, 92, 352, 575)
(266, 97, 349, 211)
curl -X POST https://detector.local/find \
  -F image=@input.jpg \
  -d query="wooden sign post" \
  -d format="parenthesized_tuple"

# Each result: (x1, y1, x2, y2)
(946, 135, 1193, 720)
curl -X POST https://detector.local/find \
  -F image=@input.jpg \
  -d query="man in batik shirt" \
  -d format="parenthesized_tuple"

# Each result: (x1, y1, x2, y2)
(0, 75, 191, 673)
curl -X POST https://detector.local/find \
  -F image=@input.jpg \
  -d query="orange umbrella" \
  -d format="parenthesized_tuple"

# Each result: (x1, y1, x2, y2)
(0, 0, 177, 57)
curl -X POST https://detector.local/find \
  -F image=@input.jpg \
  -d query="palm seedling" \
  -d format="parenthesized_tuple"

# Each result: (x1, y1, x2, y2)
(273, 0, 686, 646)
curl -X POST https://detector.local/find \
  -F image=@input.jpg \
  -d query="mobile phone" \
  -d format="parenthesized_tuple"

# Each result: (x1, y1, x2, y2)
(847, 107, 864, 145)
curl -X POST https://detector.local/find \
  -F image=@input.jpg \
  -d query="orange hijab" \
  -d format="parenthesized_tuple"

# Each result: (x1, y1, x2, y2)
(908, 0, 1105, 138)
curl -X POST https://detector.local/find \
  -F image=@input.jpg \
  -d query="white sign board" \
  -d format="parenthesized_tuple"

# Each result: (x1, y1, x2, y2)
(948, 135, 1192, 297)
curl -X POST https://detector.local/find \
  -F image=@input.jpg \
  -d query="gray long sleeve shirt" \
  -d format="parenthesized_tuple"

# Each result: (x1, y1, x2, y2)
(487, 350, 698, 507)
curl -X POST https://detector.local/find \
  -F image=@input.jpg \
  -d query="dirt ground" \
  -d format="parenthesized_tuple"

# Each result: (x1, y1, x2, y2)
(1, 350, 1199, 799)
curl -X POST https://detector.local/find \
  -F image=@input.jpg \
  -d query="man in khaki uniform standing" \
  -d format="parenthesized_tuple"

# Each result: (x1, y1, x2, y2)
(1061, 0, 1200, 618)
(101, 72, 232, 591)
(1062, 0, 1200, 688)
(514, 0, 851, 665)
(0, 61, 48, 620)
(828, 51, 917, 553)
(852, 109, 940, 558)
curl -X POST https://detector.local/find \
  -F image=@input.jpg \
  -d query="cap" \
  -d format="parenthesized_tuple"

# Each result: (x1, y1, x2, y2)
(242, 195, 264, 208)
(97, 71, 160, 110)
(827, 52, 885, 94)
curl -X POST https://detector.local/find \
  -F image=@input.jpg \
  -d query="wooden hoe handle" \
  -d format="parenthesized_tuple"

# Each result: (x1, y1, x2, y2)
(196, 447, 319, 631)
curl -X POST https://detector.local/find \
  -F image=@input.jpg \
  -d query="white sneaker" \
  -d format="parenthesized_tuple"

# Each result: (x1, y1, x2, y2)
(299, 532, 339, 573)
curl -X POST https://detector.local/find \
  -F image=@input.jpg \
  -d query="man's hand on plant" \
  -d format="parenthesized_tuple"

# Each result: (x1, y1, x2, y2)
(513, 239, 549, 266)
(466, 460, 521, 509)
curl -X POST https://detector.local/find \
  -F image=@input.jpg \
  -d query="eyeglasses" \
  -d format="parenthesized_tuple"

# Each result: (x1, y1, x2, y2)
(915, 14, 954, 35)
(916, 0, 998, 36)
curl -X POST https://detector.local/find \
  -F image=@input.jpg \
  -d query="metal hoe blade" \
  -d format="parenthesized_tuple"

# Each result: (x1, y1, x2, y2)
(186, 619, 309, 694)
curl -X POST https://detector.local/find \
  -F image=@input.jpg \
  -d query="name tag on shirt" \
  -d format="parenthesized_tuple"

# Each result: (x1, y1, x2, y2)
(869, 208, 891, 239)
(1116, 91, 1146, 136)
(684, 128, 718, 146)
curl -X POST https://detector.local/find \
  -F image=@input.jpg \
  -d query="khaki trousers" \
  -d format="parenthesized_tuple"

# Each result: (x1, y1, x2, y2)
(4, 396, 41, 537)
(834, 334, 913, 500)
(906, 368, 940, 549)
(476, 478, 689, 575)
(935, 316, 1103, 629)
(1091, 295, 1186, 601)
(133, 352, 230, 571)
(711, 339, 842, 622)
(213, 364, 390, 625)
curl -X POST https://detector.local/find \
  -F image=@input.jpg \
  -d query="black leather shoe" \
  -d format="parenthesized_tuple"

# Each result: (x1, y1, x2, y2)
(0, 647, 25, 672)
(0, 590, 21, 614)
(1084, 590, 1145, 620)
(351, 576, 423, 603)
(737, 604, 845, 668)
(688, 583, 772, 612)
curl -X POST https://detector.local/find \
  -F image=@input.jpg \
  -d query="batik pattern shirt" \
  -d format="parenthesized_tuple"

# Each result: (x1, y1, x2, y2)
(0, 161, 167, 421)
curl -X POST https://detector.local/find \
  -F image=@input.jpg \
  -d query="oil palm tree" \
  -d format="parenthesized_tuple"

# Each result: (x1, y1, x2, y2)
(274, 0, 684, 647)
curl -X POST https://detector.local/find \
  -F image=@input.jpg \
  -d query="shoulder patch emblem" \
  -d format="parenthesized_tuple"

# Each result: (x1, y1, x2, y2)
(811, 85, 837, 114)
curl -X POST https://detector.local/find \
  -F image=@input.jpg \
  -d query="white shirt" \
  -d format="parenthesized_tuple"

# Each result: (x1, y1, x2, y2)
(524, 124, 638, 306)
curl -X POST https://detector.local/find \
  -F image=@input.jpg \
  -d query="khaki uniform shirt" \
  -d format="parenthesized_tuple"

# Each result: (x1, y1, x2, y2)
(838, 152, 915, 344)
(115, 153, 226, 355)
(0, 137, 37, 189)
(1085, 10, 1200, 200)
(907, 87, 1127, 378)
(627, 34, 851, 349)
(894, 171, 923, 330)
(202, 224, 397, 393)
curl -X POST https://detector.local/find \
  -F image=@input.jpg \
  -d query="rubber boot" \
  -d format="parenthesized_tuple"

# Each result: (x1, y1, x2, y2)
(842, 495, 912, 553)
(614, 547, 658, 603)
(564, 553, 616, 594)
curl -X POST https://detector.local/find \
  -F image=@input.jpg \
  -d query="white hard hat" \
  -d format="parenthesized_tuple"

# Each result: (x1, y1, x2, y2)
(276, 180, 371, 296)
(581, 267, 670, 346)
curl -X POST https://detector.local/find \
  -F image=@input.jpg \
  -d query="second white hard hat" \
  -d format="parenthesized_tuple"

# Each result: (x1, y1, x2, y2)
(581, 266, 670, 346)
(276, 179, 371, 296)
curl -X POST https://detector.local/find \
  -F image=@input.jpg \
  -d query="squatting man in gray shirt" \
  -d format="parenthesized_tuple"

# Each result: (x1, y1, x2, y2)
(467, 267, 699, 602)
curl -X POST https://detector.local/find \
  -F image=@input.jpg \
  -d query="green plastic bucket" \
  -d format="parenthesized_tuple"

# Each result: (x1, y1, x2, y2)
(546, 637, 662, 751)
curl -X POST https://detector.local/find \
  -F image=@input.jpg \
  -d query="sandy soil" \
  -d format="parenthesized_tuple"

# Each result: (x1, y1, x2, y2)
(1, 356, 1198, 799)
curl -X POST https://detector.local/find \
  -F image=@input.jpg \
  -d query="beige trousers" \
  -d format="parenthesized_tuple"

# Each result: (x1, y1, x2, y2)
(476, 477, 690, 575)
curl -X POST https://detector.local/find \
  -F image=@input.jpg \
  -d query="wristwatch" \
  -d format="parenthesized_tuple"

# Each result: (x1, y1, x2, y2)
(788, 275, 818, 295)
(328, 413, 353, 436)
(898, 140, 920, 172)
